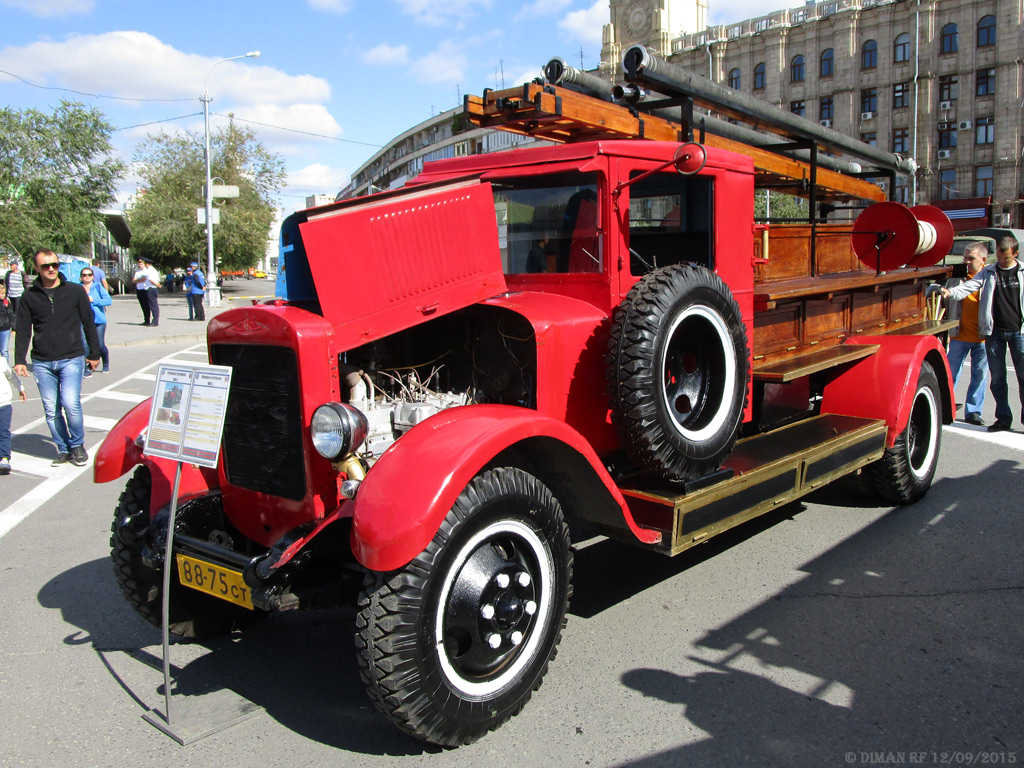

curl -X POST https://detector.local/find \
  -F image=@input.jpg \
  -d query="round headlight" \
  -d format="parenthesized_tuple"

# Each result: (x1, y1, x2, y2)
(311, 402, 368, 460)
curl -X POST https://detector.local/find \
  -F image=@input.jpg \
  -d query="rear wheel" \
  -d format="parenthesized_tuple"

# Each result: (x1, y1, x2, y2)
(356, 467, 572, 746)
(867, 362, 942, 504)
(109, 467, 262, 639)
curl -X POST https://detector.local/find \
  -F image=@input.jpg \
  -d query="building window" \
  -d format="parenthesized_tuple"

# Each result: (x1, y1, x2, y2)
(893, 82, 910, 109)
(976, 116, 995, 145)
(939, 74, 959, 102)
(894, 176, 909, 204)
(940, 23, 958, 54)
(938, 169, 957, 200)
(728, 68, 741, 90)
(860, 132, 877, 147)
(754, 62, 766, 90)
(976, 68, 996, 96)
(938, 123, 957, 149)
(860, 88, 877, 114)
(791, 55, 805, 82)
(975, 165, 993, 197)
(894, 33, 911, 62)
(893, 127, 910, 153)
(820, 48, 834, 77)
(977, 15, 996, 47)
(820, 96, 834, 121)
(861, 39, 878, 69)
(790, 100, 806, 117)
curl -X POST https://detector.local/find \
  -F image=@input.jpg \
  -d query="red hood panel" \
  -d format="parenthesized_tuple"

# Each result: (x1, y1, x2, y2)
(299, 180, 507, 348)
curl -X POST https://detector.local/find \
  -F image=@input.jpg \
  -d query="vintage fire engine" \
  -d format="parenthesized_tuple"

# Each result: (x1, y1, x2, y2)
(96, 46, 958, 746)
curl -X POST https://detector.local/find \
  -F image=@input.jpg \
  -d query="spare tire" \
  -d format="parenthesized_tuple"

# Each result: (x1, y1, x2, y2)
(607, 263, 749, 482)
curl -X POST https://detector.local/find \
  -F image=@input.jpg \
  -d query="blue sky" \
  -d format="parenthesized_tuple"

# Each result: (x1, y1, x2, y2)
(1, 0, 799, 215)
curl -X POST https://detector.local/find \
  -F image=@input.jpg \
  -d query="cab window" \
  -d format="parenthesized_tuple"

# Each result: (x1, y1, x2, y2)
(628, 173, 713, 276)
(492, 173, 601, 274)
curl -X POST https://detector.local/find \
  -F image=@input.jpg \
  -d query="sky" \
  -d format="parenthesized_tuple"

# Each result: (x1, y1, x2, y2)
(1, 0, 806, 216)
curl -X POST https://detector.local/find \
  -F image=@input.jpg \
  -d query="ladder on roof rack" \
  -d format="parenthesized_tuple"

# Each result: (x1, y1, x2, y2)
(465, 83, 885, 204)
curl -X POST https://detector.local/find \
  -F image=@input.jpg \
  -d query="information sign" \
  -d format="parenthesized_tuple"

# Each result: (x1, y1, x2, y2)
(143, 363, 232, 468)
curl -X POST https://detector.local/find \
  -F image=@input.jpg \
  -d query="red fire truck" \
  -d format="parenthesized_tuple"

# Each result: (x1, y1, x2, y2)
(96, 48, 957, 746)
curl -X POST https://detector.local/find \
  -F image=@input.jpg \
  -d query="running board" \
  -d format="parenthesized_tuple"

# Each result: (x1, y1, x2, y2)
(619, 414, 888, 556)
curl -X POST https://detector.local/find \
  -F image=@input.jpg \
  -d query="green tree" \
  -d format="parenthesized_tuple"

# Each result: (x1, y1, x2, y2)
(129, 120, 285, 270)
(0, 101, 124, 261)
(755, 190, 809, 221)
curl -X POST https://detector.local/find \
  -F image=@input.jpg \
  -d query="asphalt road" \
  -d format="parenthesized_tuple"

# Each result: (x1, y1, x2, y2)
(1, 308, 1021, 768)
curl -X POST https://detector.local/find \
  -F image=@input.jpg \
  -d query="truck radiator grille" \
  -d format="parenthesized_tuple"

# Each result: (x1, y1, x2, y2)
(210, 344, 306, 500)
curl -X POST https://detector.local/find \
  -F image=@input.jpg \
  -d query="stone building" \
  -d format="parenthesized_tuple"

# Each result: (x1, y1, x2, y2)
(600, 0, 1024, 229)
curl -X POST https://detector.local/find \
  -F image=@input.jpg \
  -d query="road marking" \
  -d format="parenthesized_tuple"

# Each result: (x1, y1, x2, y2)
(0, 344, 208, 541)
(943, 422, 1024, 448)
(131, 373, 157, 381)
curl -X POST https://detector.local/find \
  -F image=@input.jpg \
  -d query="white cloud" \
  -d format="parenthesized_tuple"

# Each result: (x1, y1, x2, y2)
(366, 43, 410, 65)
(558, 0, 607, 45)
(287, 162, 348, 191)
(392, 0, 492, 27)
(307, 0, 352, 13)
(0, 0, 92, 18)
(411, 40, 467, 84)
(0, 31, 330, 106)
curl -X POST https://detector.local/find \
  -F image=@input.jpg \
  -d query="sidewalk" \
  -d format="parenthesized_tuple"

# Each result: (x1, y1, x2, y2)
(100, 285, 259, 348)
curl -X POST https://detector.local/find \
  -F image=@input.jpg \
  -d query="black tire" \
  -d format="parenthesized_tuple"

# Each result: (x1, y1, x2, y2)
(109, 466, 263, 639)
(355, 467, 573, 746)
(607, 263, 749, 481)
(866, 362, 942, 504)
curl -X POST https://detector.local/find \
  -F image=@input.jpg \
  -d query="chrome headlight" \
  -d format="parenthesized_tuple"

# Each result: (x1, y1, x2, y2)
(310, 402, 369, 460)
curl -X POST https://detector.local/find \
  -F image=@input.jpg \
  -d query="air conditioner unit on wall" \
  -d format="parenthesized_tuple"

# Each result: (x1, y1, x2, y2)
(998, 213, 1011, 226)
(939, 100, 953, 111)
(819, 119, 832, 128)
(937, 149, 953, 159)
(860, 111, 875, 120)
(958, 120, 973, 130)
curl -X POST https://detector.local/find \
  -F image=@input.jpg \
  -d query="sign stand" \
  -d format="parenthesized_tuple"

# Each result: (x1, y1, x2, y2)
(138, 363, 263, 744)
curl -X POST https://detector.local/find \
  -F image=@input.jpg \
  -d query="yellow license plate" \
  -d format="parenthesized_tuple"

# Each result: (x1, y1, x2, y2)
(176, 554, 254, 610)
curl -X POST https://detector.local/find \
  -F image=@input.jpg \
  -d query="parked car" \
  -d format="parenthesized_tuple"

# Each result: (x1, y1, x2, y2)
(945, 235, 997, 266)
(959, 227, 1024, 250)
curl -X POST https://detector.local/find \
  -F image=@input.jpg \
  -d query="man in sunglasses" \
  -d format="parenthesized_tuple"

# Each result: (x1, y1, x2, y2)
(13, 249, 101, 467)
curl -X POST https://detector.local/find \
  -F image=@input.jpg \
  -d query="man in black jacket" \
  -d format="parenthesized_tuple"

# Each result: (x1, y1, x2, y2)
(14, 249, 101, 467)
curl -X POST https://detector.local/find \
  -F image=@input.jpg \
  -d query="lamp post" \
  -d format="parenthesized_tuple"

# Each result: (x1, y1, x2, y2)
(202, 50, 260, 307)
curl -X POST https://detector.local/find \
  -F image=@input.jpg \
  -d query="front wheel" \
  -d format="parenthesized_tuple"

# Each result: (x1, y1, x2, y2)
(356, 467, 573, 746)
(866, 362, 942, 504)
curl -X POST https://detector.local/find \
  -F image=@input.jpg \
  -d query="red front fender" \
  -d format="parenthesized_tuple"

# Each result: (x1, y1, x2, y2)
(93, 397, 219, 514)
(822, 335, 955, 446)
(350, 404, 659, 572)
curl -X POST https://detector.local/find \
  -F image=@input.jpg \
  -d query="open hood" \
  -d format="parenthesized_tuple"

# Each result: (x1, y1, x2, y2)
(299, 179, 507, 349)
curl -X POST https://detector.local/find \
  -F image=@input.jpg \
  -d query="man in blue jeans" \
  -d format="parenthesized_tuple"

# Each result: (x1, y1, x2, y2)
(13, 249, 101, 466)
(943, 236, 1024, 432)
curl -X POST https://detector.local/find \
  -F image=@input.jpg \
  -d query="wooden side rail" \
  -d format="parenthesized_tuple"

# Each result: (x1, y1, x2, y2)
(754, 266, 948, 310)
(752, 343, 879, 382)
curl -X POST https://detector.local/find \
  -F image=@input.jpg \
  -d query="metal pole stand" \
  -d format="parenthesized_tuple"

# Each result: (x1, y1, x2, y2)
(205, 286, 223, 309)
(142, 462, 262, 744)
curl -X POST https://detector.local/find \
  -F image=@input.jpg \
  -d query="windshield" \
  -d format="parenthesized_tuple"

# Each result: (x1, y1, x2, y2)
(491, 173, 600, 275)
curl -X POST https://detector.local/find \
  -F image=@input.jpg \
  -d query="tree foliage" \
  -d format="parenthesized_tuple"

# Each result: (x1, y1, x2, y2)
(0, 101, 124, 262)
(754, 190, 810, 221)
(128, 120, 285, 270)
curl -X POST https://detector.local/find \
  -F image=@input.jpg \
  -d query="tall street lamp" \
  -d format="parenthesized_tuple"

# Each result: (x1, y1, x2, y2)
(202, 50, 260, 307)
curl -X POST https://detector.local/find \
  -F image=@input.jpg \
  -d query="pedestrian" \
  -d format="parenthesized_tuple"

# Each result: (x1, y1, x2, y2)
(0, 281, 14, 362)
(88, 258, 111, 294)
(188, 261, 207, 321)
(183, 267, 195, 320)
(942, 236, 1024, 432)
(1, 352, 27, 475)
(13, 248, 101, 467)
(5, 259, 28, 316)
(79, 267, 112, 374)
(132, 257, 162, 327)
(941, 242, 990, 426)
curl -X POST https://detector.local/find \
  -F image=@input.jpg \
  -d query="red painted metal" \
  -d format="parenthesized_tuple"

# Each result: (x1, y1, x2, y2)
(821, 335, 954, 447)
(93, 398, 219, 512)
(349, 403, 661, 572)
(297, 180, 507, 350)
